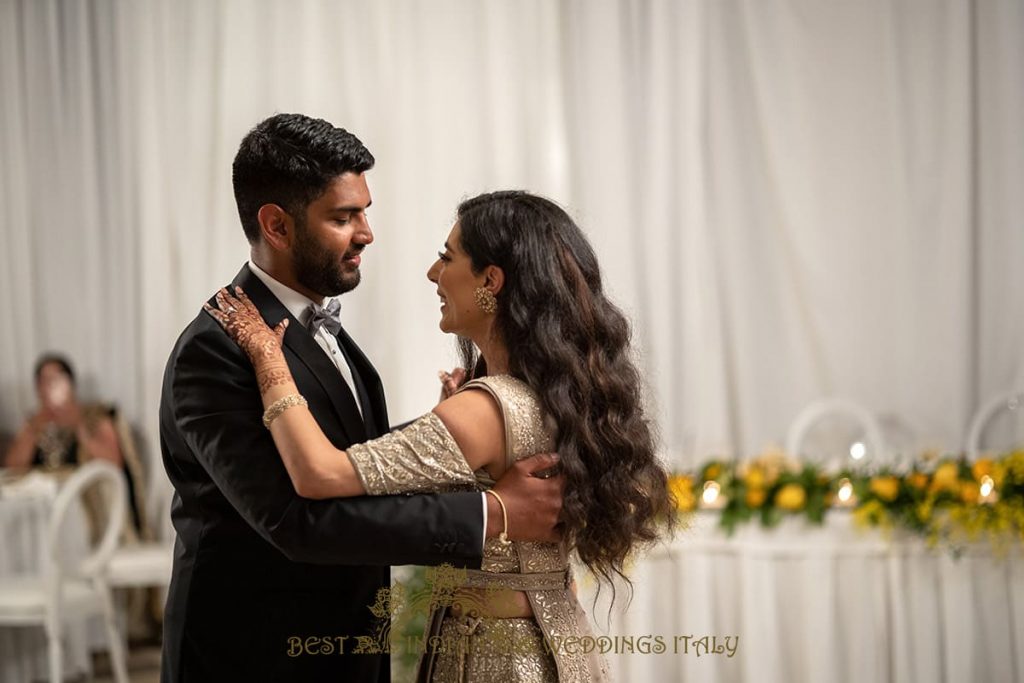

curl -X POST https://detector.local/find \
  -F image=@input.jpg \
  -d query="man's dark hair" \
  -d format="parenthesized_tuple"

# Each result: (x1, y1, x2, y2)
(232, 113, 375, 243)
(34, 353, 75, 386)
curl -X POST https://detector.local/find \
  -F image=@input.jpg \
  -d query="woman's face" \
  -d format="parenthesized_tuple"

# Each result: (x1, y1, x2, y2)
(36, 362, 73, 410)
(426, 222, 489, 336)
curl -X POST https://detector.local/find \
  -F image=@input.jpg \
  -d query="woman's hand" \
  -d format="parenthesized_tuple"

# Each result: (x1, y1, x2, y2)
(76, 416, 125, 466)
(27, 409, 53, 436)
(205, 287, 289, 368)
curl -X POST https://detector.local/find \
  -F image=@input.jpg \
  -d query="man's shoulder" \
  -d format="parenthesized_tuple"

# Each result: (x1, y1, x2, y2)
(169, 307, 230, 358)
(167, 265, 256, 355)
(163, 295, 251, 387)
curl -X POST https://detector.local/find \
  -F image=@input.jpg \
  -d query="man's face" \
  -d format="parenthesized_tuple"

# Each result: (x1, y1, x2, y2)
(292, 172, 373, 297)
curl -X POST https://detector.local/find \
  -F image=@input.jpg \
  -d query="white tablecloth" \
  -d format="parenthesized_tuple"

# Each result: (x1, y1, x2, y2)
(580, 511, 1023, 683)
(0, 487, 94, 683)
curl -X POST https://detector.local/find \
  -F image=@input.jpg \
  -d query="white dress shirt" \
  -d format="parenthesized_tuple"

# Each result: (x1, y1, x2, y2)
(248, 261, 362, 417)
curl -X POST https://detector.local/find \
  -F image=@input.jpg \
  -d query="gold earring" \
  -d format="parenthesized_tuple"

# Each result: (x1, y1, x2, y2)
(474, 287, 497, 314)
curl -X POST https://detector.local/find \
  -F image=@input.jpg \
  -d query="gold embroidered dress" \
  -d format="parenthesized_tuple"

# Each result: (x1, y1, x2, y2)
(347, 375, 609, 683)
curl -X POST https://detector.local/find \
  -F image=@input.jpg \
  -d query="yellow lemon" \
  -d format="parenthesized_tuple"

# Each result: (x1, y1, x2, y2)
(869, 476, 900, 502)
(915, 502, 932, 523)
(906, 472, 928, 490)
(745, 467, 766, 489)
(745, 487, 767, 508)
(705, 464, 722, 481)
(775, 483, 806, 511)
(932, 462, 960, 492)
(959, 481, 980, 505)
(668, 475, 696, 511)
(971, 458, 994, 482)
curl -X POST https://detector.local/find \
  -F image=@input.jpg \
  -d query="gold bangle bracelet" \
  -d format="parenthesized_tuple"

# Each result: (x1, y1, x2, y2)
(484, 489, 512, 546)
(262, 394, 308, 429)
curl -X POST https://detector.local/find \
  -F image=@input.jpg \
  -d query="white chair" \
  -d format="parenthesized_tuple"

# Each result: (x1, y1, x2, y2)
(786, 398, 887, 468)
(107, 544, 174, 589)
(875, 413, 924, 469)
(0, 461, 129, 683)
(107, 482, 174, 589)
(966, 389, 1024, 461)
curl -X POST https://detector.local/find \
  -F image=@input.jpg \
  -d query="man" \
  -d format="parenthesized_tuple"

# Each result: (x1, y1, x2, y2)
(159, 113, 563, 682)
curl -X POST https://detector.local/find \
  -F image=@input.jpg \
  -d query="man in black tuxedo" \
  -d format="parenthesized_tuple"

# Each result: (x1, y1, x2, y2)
(159, 114, 563, 682)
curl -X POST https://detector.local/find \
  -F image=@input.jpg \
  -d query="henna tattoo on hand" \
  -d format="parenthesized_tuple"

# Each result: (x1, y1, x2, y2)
(207, 286, 297, 395)
(257, 366, 293, 393)
(258, 339, 281, 360)
(210, 288, 289, 371)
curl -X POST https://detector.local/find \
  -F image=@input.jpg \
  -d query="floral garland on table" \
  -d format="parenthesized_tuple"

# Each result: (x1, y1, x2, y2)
(667, 449, 1024, 553)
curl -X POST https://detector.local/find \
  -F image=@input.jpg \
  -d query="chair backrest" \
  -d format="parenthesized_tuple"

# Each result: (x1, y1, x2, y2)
(47, 460, 126, 579)
(786, 398, 887, 468)
(966, 390, 1024, 461)
(875, 413, 923, 468)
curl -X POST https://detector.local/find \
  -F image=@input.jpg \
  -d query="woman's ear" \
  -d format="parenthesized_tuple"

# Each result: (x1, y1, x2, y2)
(484, 265, 505, 296)
(257, 204, 293, 251)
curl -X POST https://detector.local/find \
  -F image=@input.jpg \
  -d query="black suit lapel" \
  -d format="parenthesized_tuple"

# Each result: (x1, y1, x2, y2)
(336, 327, 390, 436)
(230, 265, 368, 444)
(332, 340, 376, 437)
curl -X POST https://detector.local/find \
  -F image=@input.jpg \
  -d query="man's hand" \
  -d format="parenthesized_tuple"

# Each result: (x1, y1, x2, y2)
(488, 453, 564, 544)
(438, 368, 468, 403)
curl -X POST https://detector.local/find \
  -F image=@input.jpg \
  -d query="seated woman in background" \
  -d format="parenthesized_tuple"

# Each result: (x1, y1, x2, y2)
(3, 353, 151, 543)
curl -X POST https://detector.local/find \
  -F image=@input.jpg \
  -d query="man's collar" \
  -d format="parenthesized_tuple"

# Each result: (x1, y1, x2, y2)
(247, 260, 336, 327)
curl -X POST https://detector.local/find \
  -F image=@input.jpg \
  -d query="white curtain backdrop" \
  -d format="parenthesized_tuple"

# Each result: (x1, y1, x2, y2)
(1, 0, 1022, 506)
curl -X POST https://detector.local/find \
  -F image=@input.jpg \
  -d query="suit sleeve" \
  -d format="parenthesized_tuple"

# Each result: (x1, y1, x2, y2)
(169, 317, 484, 567)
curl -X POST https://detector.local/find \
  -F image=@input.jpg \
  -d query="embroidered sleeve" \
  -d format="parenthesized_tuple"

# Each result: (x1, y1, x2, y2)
(347, 412, 478, 495)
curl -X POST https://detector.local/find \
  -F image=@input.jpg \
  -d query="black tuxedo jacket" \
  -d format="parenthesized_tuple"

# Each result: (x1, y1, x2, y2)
(159, 265, 483, 682)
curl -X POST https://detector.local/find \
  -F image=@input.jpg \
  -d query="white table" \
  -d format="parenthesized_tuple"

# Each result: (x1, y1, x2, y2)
(580, 511, 1023, 683)
(0, 482, 94, 683)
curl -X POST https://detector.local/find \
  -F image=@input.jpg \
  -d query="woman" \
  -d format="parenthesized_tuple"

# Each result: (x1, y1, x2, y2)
(208, 191, 674, 682)
(3, 354, 160, 639)
(6, 355, 116, 468)
(4, 354, 151, 540)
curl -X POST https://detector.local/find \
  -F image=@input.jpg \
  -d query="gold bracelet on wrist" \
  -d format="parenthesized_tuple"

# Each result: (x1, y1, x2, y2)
(484, 489, 512, 546)
(262, 394, 308, 429)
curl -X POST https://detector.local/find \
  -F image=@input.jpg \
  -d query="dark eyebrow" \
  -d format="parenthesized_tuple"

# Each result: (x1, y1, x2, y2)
(329, 200, 372, 213)
(443, 241, 452, 251)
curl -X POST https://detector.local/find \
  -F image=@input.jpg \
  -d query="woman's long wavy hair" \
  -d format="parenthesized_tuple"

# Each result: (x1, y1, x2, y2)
(455, 191, 675, 594)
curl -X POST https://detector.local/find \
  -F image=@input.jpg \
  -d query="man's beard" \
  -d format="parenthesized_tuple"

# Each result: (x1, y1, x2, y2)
(292, 221, 361, 297)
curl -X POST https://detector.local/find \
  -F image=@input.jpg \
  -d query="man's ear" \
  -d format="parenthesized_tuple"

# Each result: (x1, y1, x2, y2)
(257, 204, 294, 251)
(484, 265, 505, 296)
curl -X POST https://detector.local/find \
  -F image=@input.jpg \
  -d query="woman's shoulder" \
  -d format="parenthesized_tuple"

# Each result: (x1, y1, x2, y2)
(458, 375, 553, 460)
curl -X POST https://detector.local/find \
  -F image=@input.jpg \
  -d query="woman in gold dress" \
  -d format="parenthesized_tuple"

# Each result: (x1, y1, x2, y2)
(207, 191, 675, 682)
